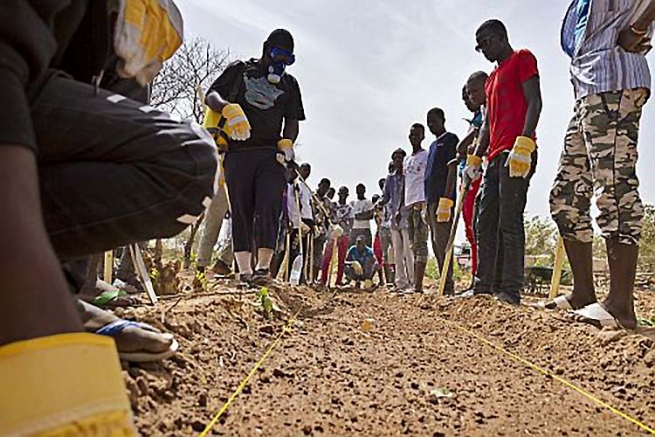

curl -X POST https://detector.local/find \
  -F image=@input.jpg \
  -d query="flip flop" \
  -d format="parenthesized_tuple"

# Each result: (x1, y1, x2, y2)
(535, 295, 573, 310)
(96, 320, 179, 362)
(566, 302, 620, 329)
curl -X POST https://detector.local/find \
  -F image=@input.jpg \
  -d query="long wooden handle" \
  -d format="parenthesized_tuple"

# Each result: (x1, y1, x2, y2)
(549, 236, 566, 299)
(438, 182, 468, 296)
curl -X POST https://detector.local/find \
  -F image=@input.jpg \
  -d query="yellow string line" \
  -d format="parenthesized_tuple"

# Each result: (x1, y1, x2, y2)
(198, 312, 299, 437)
(439, 316, 655, 435)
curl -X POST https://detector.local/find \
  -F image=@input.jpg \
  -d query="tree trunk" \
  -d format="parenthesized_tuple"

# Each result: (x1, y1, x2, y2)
(183, 216, 204, 269)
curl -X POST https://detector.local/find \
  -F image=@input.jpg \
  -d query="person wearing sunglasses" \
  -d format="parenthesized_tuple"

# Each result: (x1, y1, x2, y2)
(205, 29, 306, 285)
(461, 19, 543, 305)
(545, 0, 654, 330)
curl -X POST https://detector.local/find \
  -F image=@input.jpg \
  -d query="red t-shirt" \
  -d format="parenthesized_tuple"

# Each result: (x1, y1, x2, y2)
(485, 49, 539, 162)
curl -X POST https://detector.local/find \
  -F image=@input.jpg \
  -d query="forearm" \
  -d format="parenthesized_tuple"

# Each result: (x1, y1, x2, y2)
(283, 119, 299, 142)
(444, 164, 458, 198)
(205, 90, 229, 113)
(0, 146, 82, 346)
(474, 125, 490, 157)
(522, 99, 542, 138)
(457, 130, 476, 156)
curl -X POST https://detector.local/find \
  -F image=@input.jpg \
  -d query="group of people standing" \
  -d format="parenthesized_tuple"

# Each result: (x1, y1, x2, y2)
(2, 0, 653, 433)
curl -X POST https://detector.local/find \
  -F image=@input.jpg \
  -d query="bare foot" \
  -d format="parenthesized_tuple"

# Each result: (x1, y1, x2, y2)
(78, 300, 173, 355)
(602, 298, 637, 330)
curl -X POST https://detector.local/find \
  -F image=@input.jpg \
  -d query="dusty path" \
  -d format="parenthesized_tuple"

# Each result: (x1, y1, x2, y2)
(122, 283, 655, 436)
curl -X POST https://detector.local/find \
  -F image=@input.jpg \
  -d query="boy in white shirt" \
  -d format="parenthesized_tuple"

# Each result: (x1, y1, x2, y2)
(403, 123, 430, 293)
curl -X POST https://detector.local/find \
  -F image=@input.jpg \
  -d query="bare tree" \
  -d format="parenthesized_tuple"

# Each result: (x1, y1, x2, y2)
(151, 37, 232, 268)
(151, 36, 231, 123)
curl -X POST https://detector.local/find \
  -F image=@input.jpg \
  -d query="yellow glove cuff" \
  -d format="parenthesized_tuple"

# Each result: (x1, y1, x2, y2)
(466, 154, 483, 166)
(514, 136, 536, 153)
(202, 107, 221, 130)
(278, 139, 294, 150)
(438, 198, 454, 209)
(0, 333, 136, 436)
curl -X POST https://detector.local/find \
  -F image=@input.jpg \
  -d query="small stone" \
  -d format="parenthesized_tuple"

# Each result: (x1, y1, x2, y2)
(191, 420, 206, 432)
(645, 349, 655, 367)
(259, 325, 275, 335)
(302, 424, 313, 435)
(198, 393, 208, 407)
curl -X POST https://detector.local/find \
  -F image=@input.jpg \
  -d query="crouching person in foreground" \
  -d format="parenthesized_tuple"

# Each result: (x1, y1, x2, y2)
(0, 1, 218, 435)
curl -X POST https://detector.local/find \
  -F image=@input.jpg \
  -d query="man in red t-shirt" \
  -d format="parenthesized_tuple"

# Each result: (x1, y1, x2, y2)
(461, 19, 542, 305)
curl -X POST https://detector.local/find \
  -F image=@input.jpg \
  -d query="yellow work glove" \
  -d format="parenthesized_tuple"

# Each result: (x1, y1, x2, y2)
(203, 107, 229, 150)
(352, 261, 364, 276)
(114, 0, 183, 85)
(300, 221, 311, 234)
(221, 103, 251, 141)
(463, 154, 483, 185)
(0, 333, 137, 436)
(505, 136, 536, 178)
(278, 138, 295, 163)
(437, 197, 454, 223)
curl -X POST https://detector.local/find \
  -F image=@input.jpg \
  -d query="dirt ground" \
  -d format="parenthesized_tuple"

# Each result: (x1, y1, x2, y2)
(118, 275, 655, 436)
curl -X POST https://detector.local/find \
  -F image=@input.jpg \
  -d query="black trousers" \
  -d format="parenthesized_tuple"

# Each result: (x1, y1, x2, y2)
(474, 151, 536, 300)
(35, 72, 218, 260)
(223, 149, 286, 252)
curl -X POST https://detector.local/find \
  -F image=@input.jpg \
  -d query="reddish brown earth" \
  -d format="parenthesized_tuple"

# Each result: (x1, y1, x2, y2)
(119, 277, 655, 436)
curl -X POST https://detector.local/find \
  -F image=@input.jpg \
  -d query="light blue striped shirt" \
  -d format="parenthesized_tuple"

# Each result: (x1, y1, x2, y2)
(561, 0, 653, 100)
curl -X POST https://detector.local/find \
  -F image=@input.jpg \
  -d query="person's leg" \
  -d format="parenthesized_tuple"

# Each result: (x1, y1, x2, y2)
(402, 228, 415, 285)
(391, 229, 408, 289)
(35, 73, 217, 259)
(336, 235, 350, 285)
(313, 236, 326, 283)
(473, 158, 501, 294)
(433, 220, 455, 295)
(584, 89, 647, 328)
(412, 208, 429, 293)
(364, 229, 373, 248)
(252, 151, 286, 274)
(427, 203, 440, 263)
(497, 152, 534, 305)
(320, 237, 335, 285)
(549, 106, 597, 309)
(197, 184, 229, 270)
(373, 232, 385, 284)
(224, 152, 256, 276)
(380, 228, 393, 284)
(463, 179, 480, 276)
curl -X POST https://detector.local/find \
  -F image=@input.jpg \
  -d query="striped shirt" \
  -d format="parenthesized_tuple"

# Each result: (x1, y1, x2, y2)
(561, 0, 653, 100)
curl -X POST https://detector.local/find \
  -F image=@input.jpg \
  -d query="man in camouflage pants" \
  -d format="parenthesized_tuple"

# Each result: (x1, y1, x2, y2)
(548, 0, 653, 329)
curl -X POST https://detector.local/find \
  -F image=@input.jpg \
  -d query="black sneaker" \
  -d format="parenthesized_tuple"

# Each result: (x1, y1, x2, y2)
(494, 291, 520, 306)
(252, 268, 272, 286)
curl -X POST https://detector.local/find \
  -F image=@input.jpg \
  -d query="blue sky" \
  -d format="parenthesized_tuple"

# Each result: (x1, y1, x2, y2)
(178, 0, 654, 221)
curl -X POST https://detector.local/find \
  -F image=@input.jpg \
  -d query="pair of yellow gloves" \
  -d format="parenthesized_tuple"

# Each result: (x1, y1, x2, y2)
(203, 105, 294, 161)
(437, 136, 535, 223)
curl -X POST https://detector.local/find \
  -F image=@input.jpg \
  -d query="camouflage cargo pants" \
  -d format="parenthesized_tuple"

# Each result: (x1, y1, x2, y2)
(407, 204, 429, 264)
(550, 88, 648, 246)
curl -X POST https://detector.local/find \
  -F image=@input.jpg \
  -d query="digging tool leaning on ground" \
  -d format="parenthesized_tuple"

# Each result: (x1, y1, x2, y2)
(0, 1, 219, 435)
(543, 0, 655, 330)
(435, 159, 466, 297)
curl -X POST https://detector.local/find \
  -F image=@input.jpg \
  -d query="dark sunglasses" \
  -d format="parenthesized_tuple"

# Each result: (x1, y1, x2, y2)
(475, 36, 493, 53)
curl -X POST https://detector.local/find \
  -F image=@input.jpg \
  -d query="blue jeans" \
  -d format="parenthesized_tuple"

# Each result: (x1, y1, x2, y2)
(474, 151, 536, 302)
